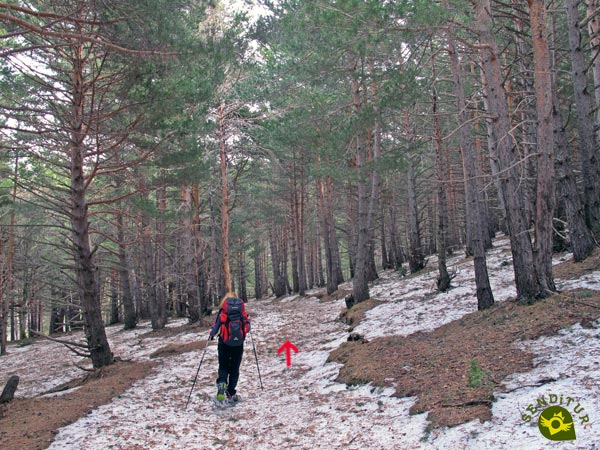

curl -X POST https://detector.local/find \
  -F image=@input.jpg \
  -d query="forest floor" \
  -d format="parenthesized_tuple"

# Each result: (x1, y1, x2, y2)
(1, 235, 599, 449)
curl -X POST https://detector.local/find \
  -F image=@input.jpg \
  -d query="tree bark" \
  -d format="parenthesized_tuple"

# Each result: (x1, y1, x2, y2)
(237, 244, 247, 302)
(474, 0, 544, 302)
(117, 209, 136, 329)
(218, 101, 233, 294)
(446, 25, 494, 309)
(314, 197, 325, 287)
(152, 185, 167, 329)
(389, 181, 404, 270)
(380, 205, 391, 270)
(529, 0, 557, 294)
(327, 177, 344, 285)
(552, 89, 595, 261)
(407, 154, 425, 273)
(270, 226, 287, 297)
(566, 0, 600, 240)
(253, 244, 265, 299)
(431, 54, 451, 292)
(365, 80, 383, 283)
(70, 41, 112, 368)
(351, 75, 371, 303)
(0, 234, 6, 355)
(209, 192, 223, 304)
(141, 210, 160, 328)
(586, 0, 600, 134)
(109, 270, 119, 325)
(294, 153, 308, 294)
(317, 176, 339, 294)
(181, 186, 200, 321)
(432, 84, 450, 292)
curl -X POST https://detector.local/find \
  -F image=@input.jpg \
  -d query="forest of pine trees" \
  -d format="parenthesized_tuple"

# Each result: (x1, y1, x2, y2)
(1, 0, 599, 368)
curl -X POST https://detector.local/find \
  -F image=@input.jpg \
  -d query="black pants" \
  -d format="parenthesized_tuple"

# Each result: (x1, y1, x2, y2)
(216, 342, 244, 395)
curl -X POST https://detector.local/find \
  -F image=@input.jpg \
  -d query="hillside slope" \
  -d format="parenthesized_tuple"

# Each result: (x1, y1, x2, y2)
(1, 236, 598, 449)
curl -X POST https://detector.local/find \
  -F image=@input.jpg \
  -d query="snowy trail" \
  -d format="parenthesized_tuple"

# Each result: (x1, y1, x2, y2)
(2, 236, 599, 449)
(45, 294, 429, 450)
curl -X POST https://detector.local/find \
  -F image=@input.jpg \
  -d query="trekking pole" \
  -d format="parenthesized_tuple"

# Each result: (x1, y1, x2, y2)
(249, 331, 264, 390)
(185, 338, 211, 410)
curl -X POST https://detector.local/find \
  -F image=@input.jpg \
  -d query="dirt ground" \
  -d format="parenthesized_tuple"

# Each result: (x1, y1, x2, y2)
(0, 360, 156, 450)
(0, 250, 598, 449)
(0, 318, 210, 450)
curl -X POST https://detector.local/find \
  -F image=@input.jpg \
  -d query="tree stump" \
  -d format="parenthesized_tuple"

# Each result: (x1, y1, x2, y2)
(344, 295, 355, 310)
(0, 376, 19, 403)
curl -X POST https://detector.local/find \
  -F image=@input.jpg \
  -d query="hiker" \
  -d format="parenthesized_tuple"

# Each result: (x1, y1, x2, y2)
(209, 292, 251, 402)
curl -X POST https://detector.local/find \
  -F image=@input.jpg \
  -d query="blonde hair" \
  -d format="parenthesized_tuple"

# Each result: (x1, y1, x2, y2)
(218, 292, 237, 309)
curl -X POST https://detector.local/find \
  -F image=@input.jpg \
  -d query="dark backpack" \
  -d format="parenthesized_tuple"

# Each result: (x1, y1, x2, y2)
(219, 298, 247, 346)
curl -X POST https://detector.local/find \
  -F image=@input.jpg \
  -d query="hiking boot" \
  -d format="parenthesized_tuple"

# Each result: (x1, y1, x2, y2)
(226, 392, 241, 402)
(216, 383, 228, 401)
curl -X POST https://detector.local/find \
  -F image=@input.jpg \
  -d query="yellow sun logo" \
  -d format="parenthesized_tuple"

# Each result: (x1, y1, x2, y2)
(539, 411, 573, 435)
(538, 406, 576, 441)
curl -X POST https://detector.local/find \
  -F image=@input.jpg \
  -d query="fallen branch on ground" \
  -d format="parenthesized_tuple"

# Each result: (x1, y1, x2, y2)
(30, 330, 91, 358)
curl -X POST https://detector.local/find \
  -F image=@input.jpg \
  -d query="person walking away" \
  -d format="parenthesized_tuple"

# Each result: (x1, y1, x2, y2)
(209, 292, 250, 402)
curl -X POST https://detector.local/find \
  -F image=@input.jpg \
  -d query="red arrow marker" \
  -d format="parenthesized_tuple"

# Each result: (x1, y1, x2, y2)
(277, 340, 299, 367)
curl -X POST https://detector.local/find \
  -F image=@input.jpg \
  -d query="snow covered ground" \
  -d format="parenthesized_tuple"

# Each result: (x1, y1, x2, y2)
(1, 237, 599, 449)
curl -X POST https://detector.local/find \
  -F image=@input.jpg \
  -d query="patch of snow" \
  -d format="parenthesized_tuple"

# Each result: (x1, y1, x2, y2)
(557, 272, 600, 292)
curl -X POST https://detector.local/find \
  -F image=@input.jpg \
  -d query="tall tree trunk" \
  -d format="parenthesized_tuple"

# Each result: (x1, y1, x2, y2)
(351, 75, 371, 303)
(1, 153, 18, 354)
(441, 137, 460, 250)
(327, 177, 344, 285)
(109, 270, 119, 325)
(474, 0, 544, 302)
(270, 226, 287, 297)
(431, 53, 451, 292)
(289, 198, 300, 293)
(117, 209, 135, 329)
(131, 245, 145, 320)
(317, 176, 339, 294)
(294, 153, 308, 294)
(553, 90, 595, 261)
(474, 121, 495, 247)
(218, 101, 233, 294)
(389, 181, 404, 270)
(586, 0, 600, 138)
(315, 198, 325, 287)
(380, 205, 391, 270)
(253, 244, 264, 300)
(475, 64, 507, 233)
(152, 185, 168, 329)
(209, 192, 223, 304)
(195, 203, 209, 315)
(508, 2, 538, 229)
(307, 220, 315, 289)
(529, 0, 557, 294)
(446, 25, 495, 309)
(0, 234, 6, 355)
(407, 154, 425, 273)
(237, 244, 247, 302)
(566, 0, 600, 240)
(70, 42, 112, 368)
(141, 211, 159, 328)
(365, 81, 383, 283)
(182, 186, 200, 321)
